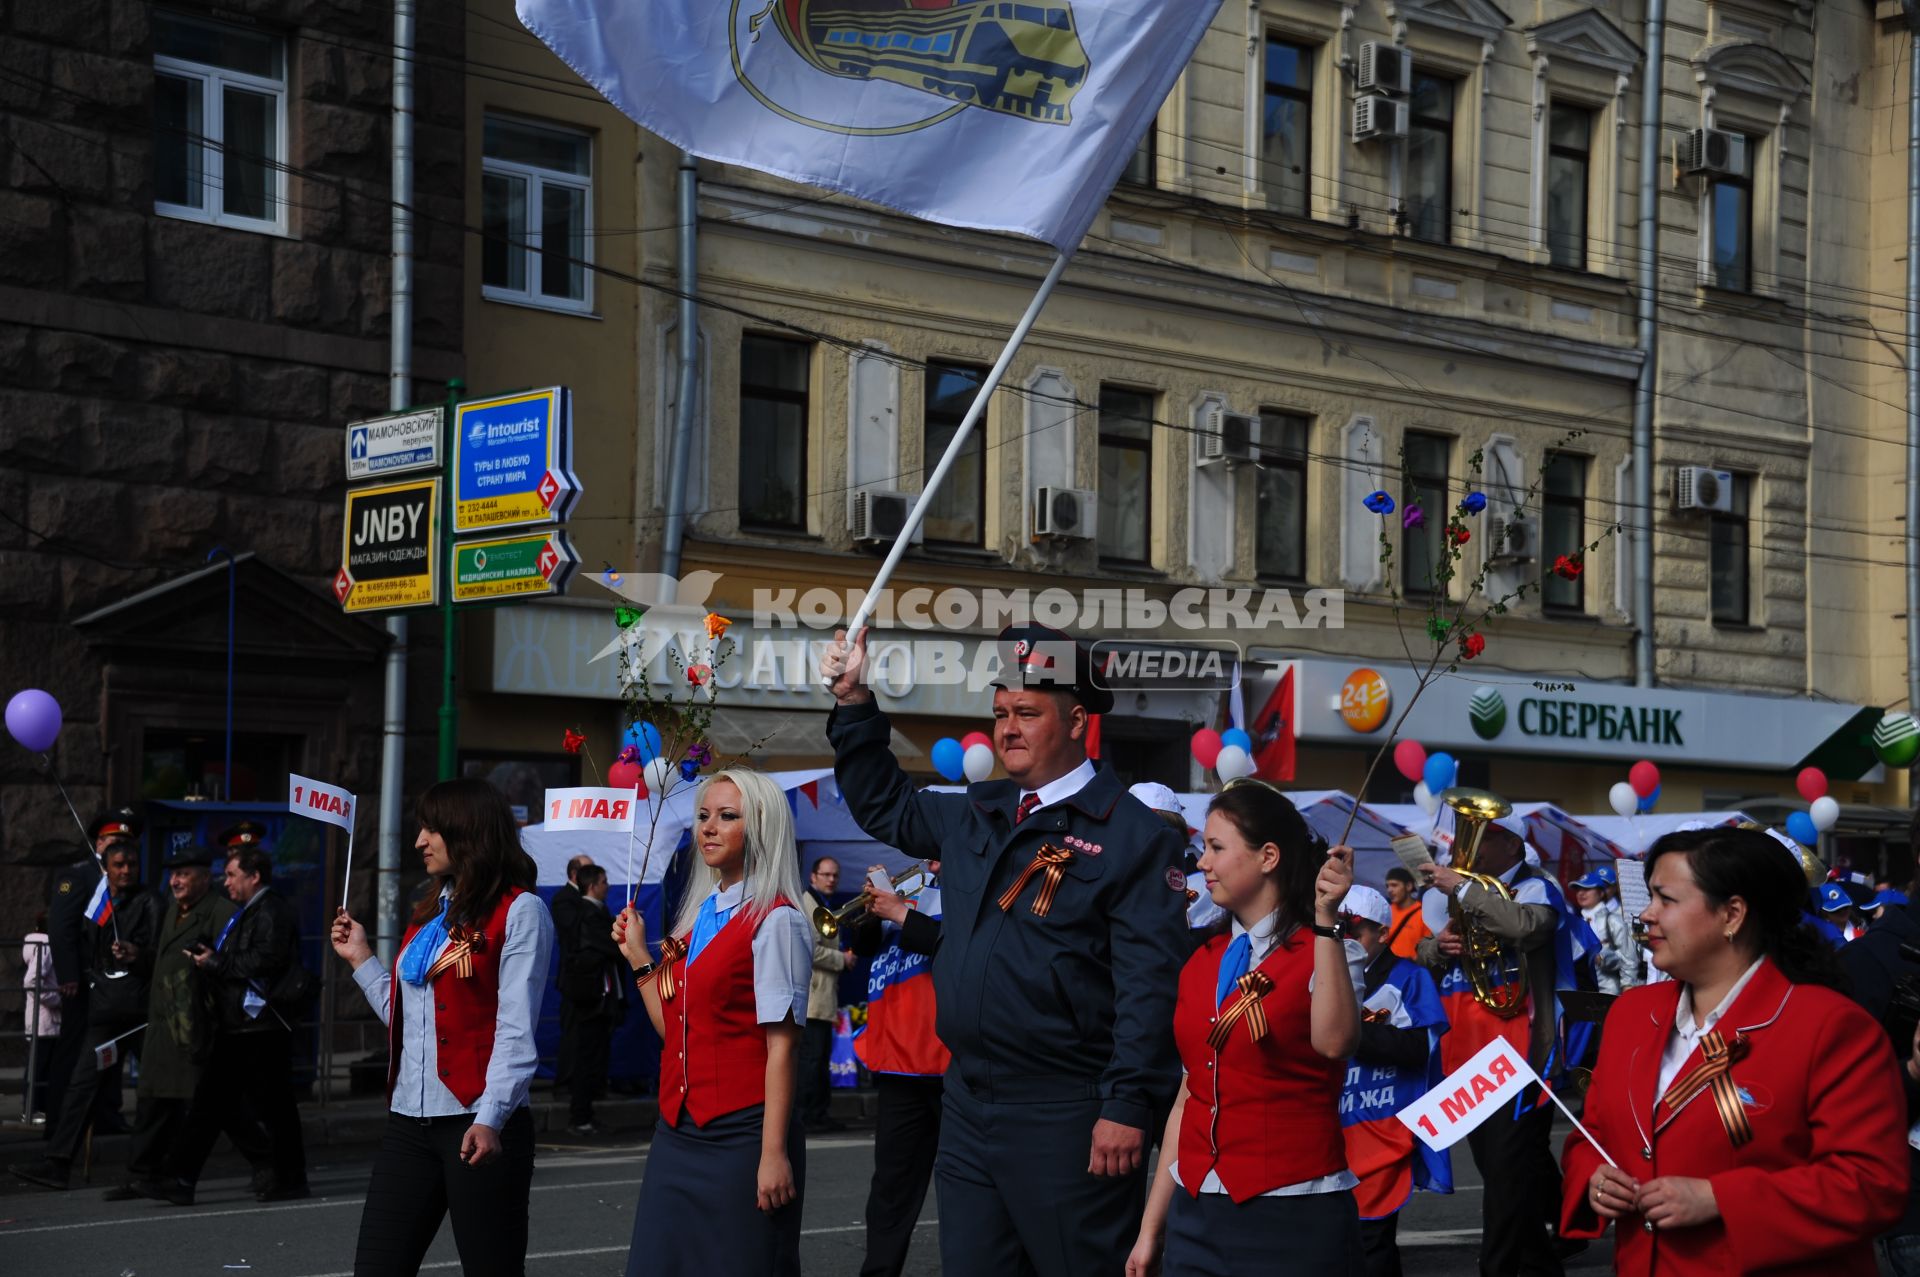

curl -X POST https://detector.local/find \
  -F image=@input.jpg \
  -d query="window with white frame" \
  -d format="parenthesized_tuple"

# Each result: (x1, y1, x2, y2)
(153, 11, 287, 232)
(1546, 106, 1591, 271)
(482, 116, 593, 311)
(1261, 38, 1313, 217)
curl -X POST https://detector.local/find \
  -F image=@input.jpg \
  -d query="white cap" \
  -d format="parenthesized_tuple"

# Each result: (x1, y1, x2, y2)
(1341, 885, 1392, 928)
(1128, 782, 1183, 816)
(1492, 812, 1526, 839)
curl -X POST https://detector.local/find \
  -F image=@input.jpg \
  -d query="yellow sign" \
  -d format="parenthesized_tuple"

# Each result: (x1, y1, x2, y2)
(1339, 668, 1391, 733)
(338, 478, 439, 612)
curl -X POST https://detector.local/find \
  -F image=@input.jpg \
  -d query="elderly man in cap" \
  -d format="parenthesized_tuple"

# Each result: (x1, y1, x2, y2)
(1416, 810, 1594, 1277)
(823, 622, 1189, 1277)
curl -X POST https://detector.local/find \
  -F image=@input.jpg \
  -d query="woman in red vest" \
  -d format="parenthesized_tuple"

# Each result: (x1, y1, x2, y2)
(1560, 826, 1908, 1275)
(1127, 780, 1363, 1276)
(613, 767, 811, 1276)
(330, 778, 553, 1277)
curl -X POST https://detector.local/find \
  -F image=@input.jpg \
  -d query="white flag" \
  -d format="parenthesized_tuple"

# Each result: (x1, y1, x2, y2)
(543, 786, 641, 832)
(289, 773, 356, 832)
(516, 0, 1223, 251)
(1397, 1037, 1539, 1151)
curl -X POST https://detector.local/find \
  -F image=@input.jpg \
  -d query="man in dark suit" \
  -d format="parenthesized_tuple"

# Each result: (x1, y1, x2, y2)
(42, 807, 139, 1138)
(153, 844, 308, 1205)
(550, 853, 595, 1093)
(822, 623, 1189, 1277)
(565, 863, 626, 1133)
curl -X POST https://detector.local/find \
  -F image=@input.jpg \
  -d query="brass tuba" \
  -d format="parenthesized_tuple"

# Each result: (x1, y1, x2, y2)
(1441, 787, 1529, 1019)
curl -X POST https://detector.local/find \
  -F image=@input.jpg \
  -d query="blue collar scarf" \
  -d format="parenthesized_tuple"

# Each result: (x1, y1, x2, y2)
(399, 896, 451, 986)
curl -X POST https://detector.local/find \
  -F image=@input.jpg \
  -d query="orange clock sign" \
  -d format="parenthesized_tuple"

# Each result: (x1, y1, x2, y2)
(1340, 668, 1391, 733)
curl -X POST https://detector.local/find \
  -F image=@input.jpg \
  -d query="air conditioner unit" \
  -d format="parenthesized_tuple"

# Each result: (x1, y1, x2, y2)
(1673, 466, 1735, 514)
(1680, 127, 1742, 177)
(849, 489, 922, 545)
(1353, 95, 1409, 144)
(1355, 42, 1411, 96)
(1487, 515, 1539, 563)
(1032, 485, 1097, 541)
(1197, 408, 1260, 466)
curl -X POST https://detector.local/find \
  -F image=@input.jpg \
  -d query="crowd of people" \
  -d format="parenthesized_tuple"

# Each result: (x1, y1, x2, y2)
(17, 617, 1920, 1277)
(12, 813, 311, 1204)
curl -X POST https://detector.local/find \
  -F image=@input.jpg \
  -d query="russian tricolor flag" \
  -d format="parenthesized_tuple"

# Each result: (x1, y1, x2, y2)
(84, 877, 112, 927)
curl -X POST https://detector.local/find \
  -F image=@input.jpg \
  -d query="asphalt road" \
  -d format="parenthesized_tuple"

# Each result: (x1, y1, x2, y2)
(0, 1122, 1615, 1276)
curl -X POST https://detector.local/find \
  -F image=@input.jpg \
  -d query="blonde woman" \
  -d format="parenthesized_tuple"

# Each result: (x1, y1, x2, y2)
(614, 768, 811, 1276)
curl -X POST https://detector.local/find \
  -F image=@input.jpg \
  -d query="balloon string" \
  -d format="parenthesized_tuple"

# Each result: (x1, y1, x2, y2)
(43, 754, 92, 850)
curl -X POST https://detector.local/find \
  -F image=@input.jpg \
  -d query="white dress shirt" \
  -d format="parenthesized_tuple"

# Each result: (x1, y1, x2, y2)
(694, 881, 812, 1027)
(353, 890, 554, 1130)
(1174, 909, 1361, 1198)
(1655, 957, 1764, 1102)
(1017, 758, 1097, 813)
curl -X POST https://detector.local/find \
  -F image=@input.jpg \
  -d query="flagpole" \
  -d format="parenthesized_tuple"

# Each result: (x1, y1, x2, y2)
(836, 251, 1074, 646)
(340, 829, 354, 914)
(625, 791, 640, 914)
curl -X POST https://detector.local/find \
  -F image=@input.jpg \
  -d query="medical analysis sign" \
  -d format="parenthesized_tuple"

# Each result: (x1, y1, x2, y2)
(452, 387, 580, 533)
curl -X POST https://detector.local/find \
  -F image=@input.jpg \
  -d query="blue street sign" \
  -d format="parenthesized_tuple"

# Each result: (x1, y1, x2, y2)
(452, 387, 580, 534)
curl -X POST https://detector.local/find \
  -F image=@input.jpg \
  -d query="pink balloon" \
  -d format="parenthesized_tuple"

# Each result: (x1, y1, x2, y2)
(1190, 729, 1223, 769)
(1795, 767, 1828, 803)
(961, 731, 992, 753)
(608, 760, 645, 795)
(1392, 740, 1428, 783)
(1627, 760, 1660, 799)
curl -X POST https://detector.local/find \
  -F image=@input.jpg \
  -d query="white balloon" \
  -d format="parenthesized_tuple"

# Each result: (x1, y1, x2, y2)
(1809, 795, 1841, 832)
(1414, 781, 1439, 815)
(1608, 781, 1639, 819)
(962, 742, 996, 782)
(643, 757, 675, 793)
(1214, 745, 1255, 780)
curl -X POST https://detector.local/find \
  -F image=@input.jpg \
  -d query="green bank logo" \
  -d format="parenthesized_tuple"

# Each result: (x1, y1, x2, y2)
(1874, 712, 1920, 768)
(1469, 687, 1506, 740)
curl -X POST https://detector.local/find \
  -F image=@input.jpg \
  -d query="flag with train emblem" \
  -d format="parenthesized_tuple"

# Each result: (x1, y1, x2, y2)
(514, 0, 1223, 251)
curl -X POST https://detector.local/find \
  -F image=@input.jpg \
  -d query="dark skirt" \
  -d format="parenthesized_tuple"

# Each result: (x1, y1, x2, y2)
(626, 1103, 805, 1277)
(1164, 1186, 1363, 1277)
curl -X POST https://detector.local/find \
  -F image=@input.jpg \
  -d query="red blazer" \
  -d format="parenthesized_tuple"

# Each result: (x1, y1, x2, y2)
(1560, 958, 1908, 1276)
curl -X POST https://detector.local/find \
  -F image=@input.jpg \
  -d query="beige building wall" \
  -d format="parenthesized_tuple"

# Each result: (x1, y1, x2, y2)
(459, 0, 1916, 819)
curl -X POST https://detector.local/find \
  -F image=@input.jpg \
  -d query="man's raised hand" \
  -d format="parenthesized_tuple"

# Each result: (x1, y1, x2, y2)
(821, 627, 874, 706)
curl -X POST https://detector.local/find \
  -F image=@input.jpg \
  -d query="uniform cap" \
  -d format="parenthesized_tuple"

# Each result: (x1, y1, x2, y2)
(1341, 885, 1392, 929)
(992, 624, 1115, 715)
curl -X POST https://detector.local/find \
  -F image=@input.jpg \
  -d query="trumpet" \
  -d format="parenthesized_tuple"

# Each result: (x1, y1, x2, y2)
(812, 863, 929, 939)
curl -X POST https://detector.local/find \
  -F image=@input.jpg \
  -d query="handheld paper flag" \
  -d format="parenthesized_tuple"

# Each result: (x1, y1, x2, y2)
(544, 786, 641, 833)
(1397, 1037, 1538, 1151)
(290, 773, 356, 831)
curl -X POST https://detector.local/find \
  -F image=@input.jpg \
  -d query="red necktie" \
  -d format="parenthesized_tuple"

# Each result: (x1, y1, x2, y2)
(1014, 793, 1041, 824)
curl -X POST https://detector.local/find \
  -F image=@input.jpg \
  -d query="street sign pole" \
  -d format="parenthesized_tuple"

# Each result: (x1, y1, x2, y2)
(438, 378, 464, 782)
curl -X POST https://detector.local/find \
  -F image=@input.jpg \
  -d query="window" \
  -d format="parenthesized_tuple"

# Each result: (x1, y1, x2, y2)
(1097, 387, 1154, 563)
(1254, 411, 1310, 581)
(482, 115, 593, 310)
(1541, 453, 1587, 612)
(922, 362, 987, 545)
(153, 12, 286, 232)
(1122, 126, 1155, 187)
(1710, 134, 1755, 292)
(1406, 72, 1454, 244)
(1262, 38, 1313, 216)
(1709, 473, 1752, 624)
(1401, 432, 1450, 595)
(1547, 106, 1591, 270)
(738, 336, 810, 531)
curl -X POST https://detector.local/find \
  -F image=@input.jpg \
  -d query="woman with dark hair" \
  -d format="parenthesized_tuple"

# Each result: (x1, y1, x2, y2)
(612, 767, 811, 1277)
(331, 778, 553, 1277)
(1560, 826, 1908, 1275)
(1127, 779, 1363, 1277)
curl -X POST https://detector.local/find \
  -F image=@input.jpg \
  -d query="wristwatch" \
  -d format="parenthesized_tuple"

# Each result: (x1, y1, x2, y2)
(1311, 920, 1345, 941)
(631, 963, 655, 989)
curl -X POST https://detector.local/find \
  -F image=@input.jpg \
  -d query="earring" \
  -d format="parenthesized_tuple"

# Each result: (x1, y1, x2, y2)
(1724, 931, 1734, 942)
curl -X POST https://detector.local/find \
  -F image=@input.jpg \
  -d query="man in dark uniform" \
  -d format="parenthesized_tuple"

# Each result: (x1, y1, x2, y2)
(42, 807, 140, 1137)
(565, 863, 626, 1133)
(822, 623, 1189, 1277)
(551, 853, 595, 1094)
(10, 839, 156, 1189)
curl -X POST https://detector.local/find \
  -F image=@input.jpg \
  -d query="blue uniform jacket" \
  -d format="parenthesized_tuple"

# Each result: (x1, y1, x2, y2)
(828, 699, 1189, 1132)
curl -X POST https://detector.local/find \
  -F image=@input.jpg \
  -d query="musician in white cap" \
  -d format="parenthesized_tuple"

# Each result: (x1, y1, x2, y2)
(1129, 782, 1222, 934)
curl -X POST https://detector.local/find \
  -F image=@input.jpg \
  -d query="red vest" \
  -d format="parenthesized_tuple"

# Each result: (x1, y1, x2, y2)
(658, 897, 794, 1128)
(387, 888, 523, 1108)
(1174, 930, 1348, 1202)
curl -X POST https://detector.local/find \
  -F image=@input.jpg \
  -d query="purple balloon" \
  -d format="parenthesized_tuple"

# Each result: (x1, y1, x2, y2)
(5, 688, 62, 753)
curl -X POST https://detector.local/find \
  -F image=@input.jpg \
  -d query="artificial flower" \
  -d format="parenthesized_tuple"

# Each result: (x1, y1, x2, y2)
(1425, 617, 1452, 642)
(1553, 554, 1584, 581)
(615, 745, 640, 765)
(1459, 492, 1487, 514)
(679, 758, 701, 782)
(562, 730, 586, 755)
(1460, 633, 1486, 660)
(1401, 504, 1425, 531)
(614, 605, 645, 629)
(705, 612, 732, 640)
(687, 663, 712, 687)
(1363, 490, 1396, 515)
(688, 741, 713, 766)
(1447, 526, 1470, 546)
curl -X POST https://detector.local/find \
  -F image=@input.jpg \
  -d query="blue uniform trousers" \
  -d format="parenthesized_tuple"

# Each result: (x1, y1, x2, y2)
(935, 1071, 1144, 1277)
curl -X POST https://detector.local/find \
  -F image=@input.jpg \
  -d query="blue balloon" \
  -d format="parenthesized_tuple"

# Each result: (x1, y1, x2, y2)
(1423, 752, 1457, 794)
(1636, 784, 1661, 814)
(623, 721, 664, 761)
(1221, 727, 1254, 753)
(931, 737, 966, 783)
(1786, 811, 1819, 847)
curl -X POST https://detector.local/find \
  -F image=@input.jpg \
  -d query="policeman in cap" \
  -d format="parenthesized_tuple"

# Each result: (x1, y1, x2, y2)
(823, 622, 1189, 1277)
(216, 820, 269, 852)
